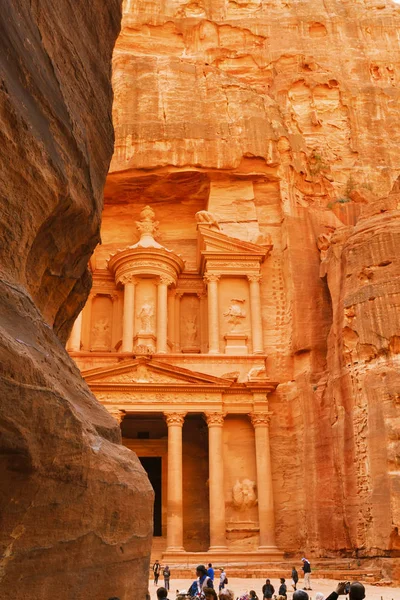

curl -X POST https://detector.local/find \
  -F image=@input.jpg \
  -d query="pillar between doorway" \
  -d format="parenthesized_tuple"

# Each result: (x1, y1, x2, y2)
(121, 276, 137, 353)
(247, 274, 264, 354)
(164, 412, 186, 552)
(249, 411, 278, 550)
(205, 412, 228, 551)
(204, 273, 220, 354)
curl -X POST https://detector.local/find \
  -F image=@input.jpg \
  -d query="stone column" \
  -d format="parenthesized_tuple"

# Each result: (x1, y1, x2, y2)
(250, 412, 277, 549)
(68, 311, 83, 352)
(157, 275, 172, 354)
(198, 291, 207, 354)
(204, 273, 220, 354)
(167, 290, 175, 350)
(248, 274, 264, 354)
(205, 412, 228, 550)
(174, 293, 182, 352)
(165, 412, 186, 551)
(122, 277, 136, 353)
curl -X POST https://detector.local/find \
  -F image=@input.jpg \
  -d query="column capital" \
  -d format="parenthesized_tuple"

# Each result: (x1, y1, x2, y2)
(249, 411, 273, 427)
(120, 274, 139, 286)
(204, 273, 220, 284)
(204, 412, 225, 427)
(159, 274, 174, 286)
(247, 274, 262, 283)
(164, 412, 186, 427)
(107, 408, 126, 424)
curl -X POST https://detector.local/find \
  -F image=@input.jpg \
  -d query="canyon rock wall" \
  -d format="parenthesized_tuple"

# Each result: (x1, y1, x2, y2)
(0, 1, 153, 598)
(107, 0, 400, 568)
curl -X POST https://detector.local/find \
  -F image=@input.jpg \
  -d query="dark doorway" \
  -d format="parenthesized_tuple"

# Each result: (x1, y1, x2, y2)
(139, 457, 162, 536)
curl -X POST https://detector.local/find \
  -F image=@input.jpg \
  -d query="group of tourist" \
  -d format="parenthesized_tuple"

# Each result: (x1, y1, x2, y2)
(148, 557, 366, 600)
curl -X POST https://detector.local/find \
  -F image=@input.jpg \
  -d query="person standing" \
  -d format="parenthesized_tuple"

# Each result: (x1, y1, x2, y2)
(292, 566, 299, 591)
(262, 578, 275, 599)
(153, 559, 161, 585)
(219, 567, 227, 591)
(278, 578, 287, 598)
(163, 565, 171, 591)
(207, 563, 215, 581)
(301, 558, 312, 590)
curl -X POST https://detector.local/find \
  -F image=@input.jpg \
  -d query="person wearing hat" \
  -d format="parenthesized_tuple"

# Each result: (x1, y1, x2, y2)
(301, 558, 312, 590)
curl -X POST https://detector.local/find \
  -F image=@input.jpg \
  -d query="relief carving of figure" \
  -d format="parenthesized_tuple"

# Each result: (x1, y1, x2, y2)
(185, 314, 198, 344)
(138, 301, 154, 333)
(232, 479, 257, 510)
(195, 210, 220, 230)
(224, 299, 246, 332)
(92, 317, 111, 347)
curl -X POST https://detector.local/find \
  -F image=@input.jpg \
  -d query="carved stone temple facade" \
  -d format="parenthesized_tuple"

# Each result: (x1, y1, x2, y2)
(68, 204, 282, 562)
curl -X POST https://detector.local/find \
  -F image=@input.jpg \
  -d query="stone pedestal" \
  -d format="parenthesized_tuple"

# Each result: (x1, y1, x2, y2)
(224, 333, 248, 355)
(134, 333, 156, 354)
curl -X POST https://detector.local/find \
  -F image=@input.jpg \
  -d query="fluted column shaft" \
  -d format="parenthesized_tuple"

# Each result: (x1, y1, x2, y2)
(157, 276, 171, 354)
(122, 279, 136, 353)
(248, 275, 264, 354)
(165, 412, 186, 551)
(250, 412, 277, 549)
(205, 412, 228, 550)
(205, 274, 220, 354)
(68, 311, 83, 352)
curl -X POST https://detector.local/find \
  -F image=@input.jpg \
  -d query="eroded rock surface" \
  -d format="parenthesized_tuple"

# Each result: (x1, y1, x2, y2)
(104, 0, 400, 574)
(0, 1, 153, 598)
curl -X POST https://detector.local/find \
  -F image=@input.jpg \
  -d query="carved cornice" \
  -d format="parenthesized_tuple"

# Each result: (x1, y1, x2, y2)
(204, 411, 225, 426)
(164, 412, 186, 427)
(249, 412, 273, 427)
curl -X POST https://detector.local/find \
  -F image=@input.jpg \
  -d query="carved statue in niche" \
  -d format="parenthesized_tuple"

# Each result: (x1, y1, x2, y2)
(138, 301, 154, 333)
(232, 479, 257, 511)
(91, 317, 111, 350)
(185, 314, 198, 344)
(195, 210, 220, 230)
(224, 298, 246, 332)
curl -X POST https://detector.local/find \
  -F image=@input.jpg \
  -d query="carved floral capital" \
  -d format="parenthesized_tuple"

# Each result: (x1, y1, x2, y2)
(159, 275, 174, 286)
(120, 274, 139, 286)
(204, 273, 221, 284)
(164, 412, 186, 427)
(247, 274, 262, 284)
(249, 412, 272, 427)
(204, 412, 225, 427)
(107, 408, 126, 424)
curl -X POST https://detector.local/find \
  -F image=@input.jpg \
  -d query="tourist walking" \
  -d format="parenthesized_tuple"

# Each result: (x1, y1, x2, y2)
(163, 565, 171, 590)
(153, 559, 161, 585)
(207, 563, 215, 581)
(219, 567, 227, 591)
(188, 564, 214, 596)
(278, 578, 287, 598)
(301, 557, 312, 590)
(262, 578, 275, 599)
(292, 566, 299, 591)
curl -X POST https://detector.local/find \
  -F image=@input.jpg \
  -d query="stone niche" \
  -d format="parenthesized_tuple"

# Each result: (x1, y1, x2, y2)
(180, 294, 201, 353)
(224, 415, 259, 549)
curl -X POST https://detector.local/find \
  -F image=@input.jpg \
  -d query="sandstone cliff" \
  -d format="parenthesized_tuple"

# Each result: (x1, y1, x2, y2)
(0, 1, 153, 598)
(106, 0, 400, 575)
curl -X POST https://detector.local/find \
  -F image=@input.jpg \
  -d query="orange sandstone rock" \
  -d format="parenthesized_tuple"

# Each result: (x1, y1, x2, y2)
(0, 1, 153, 598)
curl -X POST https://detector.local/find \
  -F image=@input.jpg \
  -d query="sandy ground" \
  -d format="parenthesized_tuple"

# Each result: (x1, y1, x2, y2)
(148, 577, 400, 600)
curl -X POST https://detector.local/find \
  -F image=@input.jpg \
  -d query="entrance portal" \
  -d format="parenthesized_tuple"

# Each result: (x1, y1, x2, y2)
(139, 456, 162, 536)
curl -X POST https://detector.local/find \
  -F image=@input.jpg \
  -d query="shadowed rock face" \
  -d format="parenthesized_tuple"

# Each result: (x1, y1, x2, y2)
(0, 1, 153, 598)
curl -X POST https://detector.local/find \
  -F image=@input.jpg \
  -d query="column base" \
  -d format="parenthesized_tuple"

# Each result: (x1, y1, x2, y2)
(208, 545, 229, 552)
(165, 546, 185, 553)
(258, 545, 281, 553)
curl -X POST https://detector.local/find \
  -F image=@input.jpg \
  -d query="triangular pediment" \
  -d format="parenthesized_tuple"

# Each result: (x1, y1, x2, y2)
(82, 358, 233, 387)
